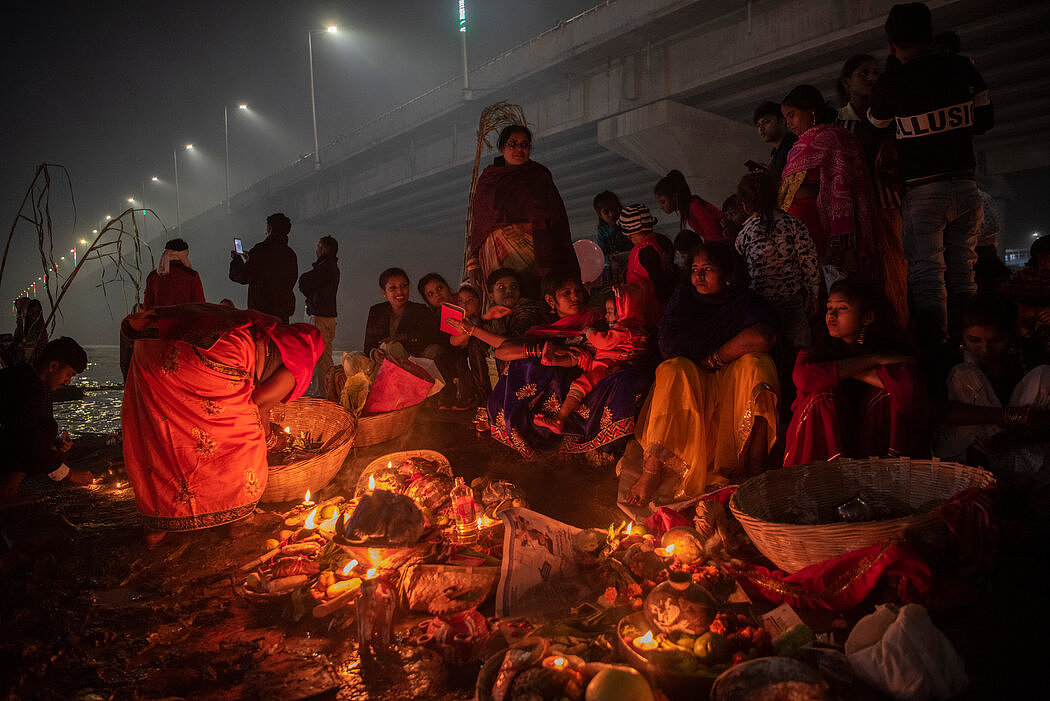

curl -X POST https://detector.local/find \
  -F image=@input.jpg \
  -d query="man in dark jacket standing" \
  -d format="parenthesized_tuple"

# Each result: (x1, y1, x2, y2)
(229, 212, 298, 322)
(298, 235, 340, 393)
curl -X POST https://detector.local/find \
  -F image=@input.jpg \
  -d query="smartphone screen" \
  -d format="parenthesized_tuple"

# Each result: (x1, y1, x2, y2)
(234, 238, 243, 255)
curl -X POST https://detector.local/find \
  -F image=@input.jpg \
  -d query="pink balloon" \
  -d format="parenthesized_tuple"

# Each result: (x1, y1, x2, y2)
(574, 239, 605, 284)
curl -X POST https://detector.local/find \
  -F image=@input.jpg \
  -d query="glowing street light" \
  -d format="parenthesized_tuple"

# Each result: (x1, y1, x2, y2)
(459, 1, 470, 96)
(225, 104, 250, 213)
(308, 25, 337, 171)
(174, 143, 194, 231)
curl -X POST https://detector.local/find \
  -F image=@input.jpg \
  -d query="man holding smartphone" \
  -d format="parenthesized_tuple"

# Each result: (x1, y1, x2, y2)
(751, 101, 797, 178)
(229, 212, 299, 323)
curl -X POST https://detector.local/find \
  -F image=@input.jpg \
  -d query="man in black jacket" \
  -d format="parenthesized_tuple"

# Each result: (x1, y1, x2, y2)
(229, 212, 298, 322)
(1, 337, 94, 507)
(298, 235, 340, 393)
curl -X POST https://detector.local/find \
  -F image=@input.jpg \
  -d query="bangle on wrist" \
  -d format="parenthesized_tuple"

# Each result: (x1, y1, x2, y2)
(1002, 405, 1031, 427)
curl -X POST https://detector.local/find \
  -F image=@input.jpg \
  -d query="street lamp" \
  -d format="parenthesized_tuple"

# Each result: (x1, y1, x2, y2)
(224, 103, 248, 213)
(174, 143, 193, 231)
(308, 25, 337, 171)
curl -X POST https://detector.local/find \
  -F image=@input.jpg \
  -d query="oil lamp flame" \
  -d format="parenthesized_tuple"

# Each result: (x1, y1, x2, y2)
(633, 630, 657, 650)
(303, 490, 312, 504)
(552, 657, 567, 670)
(367, 475, 375, 490)
(342, 559, 358, 576)
(625, 522, 634, 535)
(284, 426, 291, 434)
(365, 567, 378, 579)
(665, 543, 676, 555)
(303, 507, 318, 529)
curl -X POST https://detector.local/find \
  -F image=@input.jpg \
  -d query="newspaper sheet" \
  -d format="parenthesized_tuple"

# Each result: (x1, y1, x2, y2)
(496, 507, 588, 618)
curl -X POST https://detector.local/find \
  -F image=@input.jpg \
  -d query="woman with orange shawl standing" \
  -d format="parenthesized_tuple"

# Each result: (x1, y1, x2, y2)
(121, 303, 322, 545)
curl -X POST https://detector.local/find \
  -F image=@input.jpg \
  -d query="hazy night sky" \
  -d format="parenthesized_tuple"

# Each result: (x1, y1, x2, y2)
(1, 0, 598, 332)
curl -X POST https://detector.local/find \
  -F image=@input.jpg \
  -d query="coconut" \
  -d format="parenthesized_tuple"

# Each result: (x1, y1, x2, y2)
(343, 489, 424, 546)
(585, 665, 654, 701)
(660, 526, 704, 564)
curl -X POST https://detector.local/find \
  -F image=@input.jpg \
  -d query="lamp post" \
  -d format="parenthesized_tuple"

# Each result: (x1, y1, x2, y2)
(173, 144, 192, 231)
(459, 1, 471, 98)
(224, 104, 248, 213)
(308, 26, 337, 171)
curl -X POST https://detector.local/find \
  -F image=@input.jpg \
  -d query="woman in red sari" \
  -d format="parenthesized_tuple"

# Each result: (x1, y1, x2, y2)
(778, 85, 874, 289)
(784, 279, 928, 465)
(121, 303, 322, 544)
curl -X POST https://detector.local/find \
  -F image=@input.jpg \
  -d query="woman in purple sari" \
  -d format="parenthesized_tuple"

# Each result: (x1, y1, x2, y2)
(472, 272, 649, 458)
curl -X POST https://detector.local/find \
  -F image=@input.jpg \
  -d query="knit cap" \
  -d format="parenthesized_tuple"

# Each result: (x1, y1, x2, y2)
(617, 204, 657, 234)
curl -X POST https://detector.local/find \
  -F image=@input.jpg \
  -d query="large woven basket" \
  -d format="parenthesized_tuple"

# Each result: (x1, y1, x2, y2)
(353, 401, 424, 447)
(261, 397, 357, 502)
(730, 458, 995, 573)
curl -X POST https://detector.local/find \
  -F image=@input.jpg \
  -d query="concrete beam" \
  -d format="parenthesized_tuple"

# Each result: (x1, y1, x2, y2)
(596, 100, 763, 199)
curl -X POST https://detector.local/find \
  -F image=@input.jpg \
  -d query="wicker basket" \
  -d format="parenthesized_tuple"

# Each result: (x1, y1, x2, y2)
(261, 397, 358, 503)
(730, 458, 995, 573)
(353, 402, 424, 447)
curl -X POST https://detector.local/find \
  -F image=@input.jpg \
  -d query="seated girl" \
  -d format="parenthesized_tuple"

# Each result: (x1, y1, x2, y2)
(783, 279, 927, 465)
(935, 295, 1050, 489)
(625, 242, 780, 507)
(363, 267, 441, 360)
(533, 284, 648, 434)
(458, 272, 647, 458)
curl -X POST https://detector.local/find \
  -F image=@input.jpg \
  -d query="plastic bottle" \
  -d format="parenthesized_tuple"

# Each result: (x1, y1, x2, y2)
(450, 476, 478, 544)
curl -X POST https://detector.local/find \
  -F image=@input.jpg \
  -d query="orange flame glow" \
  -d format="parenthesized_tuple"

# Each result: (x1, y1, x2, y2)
(625, 522, 634, 535)
(303, 507, 318, 529)
(633, 630, 658, 650)
(365, 567, 378, 579)
(284, 426, 291, 434)
(367, 475, 375, 490)
(342, 559, 358, 576)
(303, 490, 312, 504)
(552, 657, 567, 670)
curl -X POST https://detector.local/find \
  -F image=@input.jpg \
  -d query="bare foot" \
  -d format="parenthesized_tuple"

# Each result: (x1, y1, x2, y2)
(626, 470, 663, 506)
(144, 529, 167, 548)
(533, 414, 564, 435)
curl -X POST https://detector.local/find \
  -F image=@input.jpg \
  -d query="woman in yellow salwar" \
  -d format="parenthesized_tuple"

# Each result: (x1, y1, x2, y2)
(625, 242, 780, 506)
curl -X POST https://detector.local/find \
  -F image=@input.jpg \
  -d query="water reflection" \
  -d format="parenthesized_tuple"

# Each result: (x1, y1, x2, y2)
(54, 345, 123, 436)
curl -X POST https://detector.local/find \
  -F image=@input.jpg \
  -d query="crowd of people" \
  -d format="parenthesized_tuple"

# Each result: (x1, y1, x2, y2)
(3, 4, 1048, 542)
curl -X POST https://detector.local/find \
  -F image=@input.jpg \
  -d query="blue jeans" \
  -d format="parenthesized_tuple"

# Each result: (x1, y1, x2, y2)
(901, 179, 980, 342)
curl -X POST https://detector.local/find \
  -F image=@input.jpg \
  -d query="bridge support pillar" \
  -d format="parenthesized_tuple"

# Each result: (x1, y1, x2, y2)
(596, 99, 765, 206)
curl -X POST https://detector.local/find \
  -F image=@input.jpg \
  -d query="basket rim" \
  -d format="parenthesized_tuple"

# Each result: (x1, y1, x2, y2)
(729, 457, 994, 526)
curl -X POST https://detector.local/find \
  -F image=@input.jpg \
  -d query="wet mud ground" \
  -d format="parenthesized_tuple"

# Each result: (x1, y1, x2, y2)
(0, 405, 1045, 700)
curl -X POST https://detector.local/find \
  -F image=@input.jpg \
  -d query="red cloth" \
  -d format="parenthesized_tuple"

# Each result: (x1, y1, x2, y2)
(787, 196, 828, 256)
(782, 124, 874, 247)
(626, 233, 665, 328)
(469, 159, 575, 274)
(587, 284, 649, 360)
(143, 263, 205, 310)
(686, 197, 724, 242)
(727, 541, 932, 611)
(644, 507, 692, 536)
(783, 349, 928, 465)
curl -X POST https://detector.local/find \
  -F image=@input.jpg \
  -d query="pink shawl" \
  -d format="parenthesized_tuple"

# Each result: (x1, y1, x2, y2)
(782, 124, 874, 242)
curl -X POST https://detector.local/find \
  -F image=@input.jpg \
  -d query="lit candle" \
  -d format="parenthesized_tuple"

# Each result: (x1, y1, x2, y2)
(632, 630, 658, 651)
(542, 656, 569, 671)
(656, 543, 676, 558)
(337, 559, 359, 580)
(302, 490, 314, 507)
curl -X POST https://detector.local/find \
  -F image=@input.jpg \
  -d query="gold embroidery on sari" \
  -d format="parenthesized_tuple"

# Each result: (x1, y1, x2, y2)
(515, 383, 538, 400)
(192, 427, 216, 456)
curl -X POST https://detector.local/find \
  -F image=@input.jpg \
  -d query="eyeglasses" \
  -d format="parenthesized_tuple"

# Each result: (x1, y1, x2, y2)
(504, 140, 531, 150)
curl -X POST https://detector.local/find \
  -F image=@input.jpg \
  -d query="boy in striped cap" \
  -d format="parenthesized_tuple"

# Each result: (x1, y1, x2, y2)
(619, 204, 673, 328)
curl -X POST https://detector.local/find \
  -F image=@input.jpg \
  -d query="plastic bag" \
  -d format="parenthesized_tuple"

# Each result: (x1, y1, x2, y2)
(363, 358, 434, 413)
(845, 603, 967, 700)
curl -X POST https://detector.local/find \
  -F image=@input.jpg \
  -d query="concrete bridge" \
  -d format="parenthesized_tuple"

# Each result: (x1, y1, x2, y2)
(163, 0, 1048, 349)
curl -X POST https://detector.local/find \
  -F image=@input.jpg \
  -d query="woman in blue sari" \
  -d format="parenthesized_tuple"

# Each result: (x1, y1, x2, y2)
(453, 272, 649, 458)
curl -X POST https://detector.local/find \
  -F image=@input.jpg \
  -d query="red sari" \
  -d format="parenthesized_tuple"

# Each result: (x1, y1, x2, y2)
(122, 304, 321, 531)
(783, 347, 928, 466)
